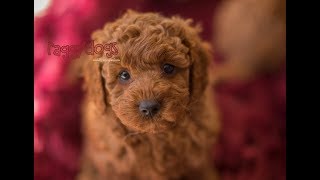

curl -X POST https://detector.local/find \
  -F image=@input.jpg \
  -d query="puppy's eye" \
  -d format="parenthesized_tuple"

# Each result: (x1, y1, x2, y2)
(119, 70, 131, 81)
(163, 64, 175, 74)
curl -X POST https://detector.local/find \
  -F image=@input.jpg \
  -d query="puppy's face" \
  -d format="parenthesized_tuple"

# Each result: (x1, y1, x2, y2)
(89, 11, 209, 133)
(103, 38, 191, 133)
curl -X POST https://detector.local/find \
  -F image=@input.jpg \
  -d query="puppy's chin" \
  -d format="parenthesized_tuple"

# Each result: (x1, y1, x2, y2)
(111, 102, 188, 133)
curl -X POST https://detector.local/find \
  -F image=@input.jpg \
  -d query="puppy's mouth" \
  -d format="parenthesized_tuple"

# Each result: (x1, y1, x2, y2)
(110, 85, 190, 133)
(113, 100, 185, 133)
(145, 118, 177, 133)
(135, 107, 179, 133)
(136, 98, 190, 133)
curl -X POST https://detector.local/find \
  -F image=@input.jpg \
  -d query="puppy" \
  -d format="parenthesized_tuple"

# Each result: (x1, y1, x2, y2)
(77, 10, 220, 180)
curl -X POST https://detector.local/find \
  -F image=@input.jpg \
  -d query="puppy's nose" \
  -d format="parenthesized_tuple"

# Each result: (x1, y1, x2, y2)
(139, 100, 160, 117)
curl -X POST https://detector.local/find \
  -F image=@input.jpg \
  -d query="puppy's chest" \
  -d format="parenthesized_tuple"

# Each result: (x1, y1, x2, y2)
(106, 128, 205, 176)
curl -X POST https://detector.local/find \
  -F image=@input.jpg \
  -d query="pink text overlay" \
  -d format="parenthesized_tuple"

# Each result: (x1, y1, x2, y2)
(47, 41, 118, 59)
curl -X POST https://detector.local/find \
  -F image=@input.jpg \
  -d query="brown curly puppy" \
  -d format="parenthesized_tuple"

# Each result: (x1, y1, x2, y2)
(77, 10, 220, 180)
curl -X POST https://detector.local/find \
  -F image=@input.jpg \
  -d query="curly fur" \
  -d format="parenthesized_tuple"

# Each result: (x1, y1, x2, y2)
(76, 10, 220, 180)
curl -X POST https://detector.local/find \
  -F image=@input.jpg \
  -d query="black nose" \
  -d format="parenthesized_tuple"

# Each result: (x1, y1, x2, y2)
(139, 100, 160, 117)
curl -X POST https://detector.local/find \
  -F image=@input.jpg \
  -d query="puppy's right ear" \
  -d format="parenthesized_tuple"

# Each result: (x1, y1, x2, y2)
(74, 54, 109, 112)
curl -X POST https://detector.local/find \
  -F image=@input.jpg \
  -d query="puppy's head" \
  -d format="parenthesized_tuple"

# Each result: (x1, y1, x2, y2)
(82, 10, 211, 133)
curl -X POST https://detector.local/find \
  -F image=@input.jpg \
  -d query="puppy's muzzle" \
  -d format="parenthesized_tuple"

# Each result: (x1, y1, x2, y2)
(139, 100, 160, 117)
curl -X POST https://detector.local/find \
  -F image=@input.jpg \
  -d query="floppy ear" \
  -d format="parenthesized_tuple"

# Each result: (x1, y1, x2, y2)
(188, 41, 212, 101)
(171, 18, 212, 102)
(80, 54, 109, 112)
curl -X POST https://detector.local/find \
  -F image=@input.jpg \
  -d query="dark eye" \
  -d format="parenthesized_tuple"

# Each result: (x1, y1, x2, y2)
(119, 70, 131, 81)
(163, 64, 175, 74)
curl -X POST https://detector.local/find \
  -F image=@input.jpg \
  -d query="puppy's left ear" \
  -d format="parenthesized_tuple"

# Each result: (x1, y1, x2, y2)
(188, 40, 212, 101)
(174, 18, 212, 102)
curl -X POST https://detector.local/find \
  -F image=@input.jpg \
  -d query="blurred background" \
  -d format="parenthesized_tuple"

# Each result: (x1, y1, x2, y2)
(34, 0, 286, 179)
